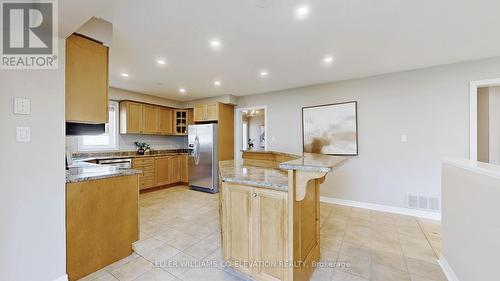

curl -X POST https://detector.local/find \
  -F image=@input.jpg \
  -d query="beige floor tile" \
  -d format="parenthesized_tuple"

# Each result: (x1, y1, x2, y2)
(109, 256, 153, 281)
(310, 265, 335, 281)
(332, 270, 369, 281)
(162, 252, 200, 276)
(321, 236, 343, 252)
(184, 240, 220, 260)
(370, 236, 403, 256)
(134, 268, 176, 281)
(141, 243, 181, 264)
(338, 243, 371, 279)
(371, 250, 407, 271)
(410, 274, 443, 281)
(167, 234, 200, 251)
(400, 237, 437, 263)
(77, 269, 117, 281)
(133, 237, 166, 256)
(343, 231, 371, 248)
(371, 263, 410, 281)
(178, 267, 235, 281)
(104, 253, 140, 272)
(152, 228, 186, 243)
(405, 258, 447, 281)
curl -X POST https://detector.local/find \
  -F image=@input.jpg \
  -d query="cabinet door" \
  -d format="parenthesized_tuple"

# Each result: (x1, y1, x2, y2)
(187, 108, 194, 126)
(174, 110, 188, 135)
(66, 34, 109, 124)
(171, 156, 181, 183)
(155, 157, 171, 186)
(193, 105, 206, 122)
(205, 103, 219, 121)
(221, 183, 253, 276)
(180, 155, 189, 182)
(159, 107, 173, 135)
(143, 105, 159, 134)
(125, 102, 143, 134)
(252, 188, 288, 281)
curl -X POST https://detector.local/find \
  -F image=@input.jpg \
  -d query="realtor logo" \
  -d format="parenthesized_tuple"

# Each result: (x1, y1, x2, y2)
(1, 1, 58, 69)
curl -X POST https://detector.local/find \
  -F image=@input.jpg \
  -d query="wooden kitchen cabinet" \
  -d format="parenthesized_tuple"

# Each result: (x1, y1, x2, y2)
(66, 33, 109, 124)
(155, 156, 172, 186)
(171, 156, 181, 183)
(159, 107, 173, 135)
(180, 154, 189, 182)
(193, 103, 219, 122)
(143, 104, 160, 134)
(221, 182, 288, 280)
(174, 110, 188, 135)
(132, 158, 155, 190)
(187, 108, 194, 126)
(120, 101, 143, 134)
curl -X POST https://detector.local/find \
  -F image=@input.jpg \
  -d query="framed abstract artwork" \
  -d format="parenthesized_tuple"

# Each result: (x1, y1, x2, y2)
(302, 101, 358, 156)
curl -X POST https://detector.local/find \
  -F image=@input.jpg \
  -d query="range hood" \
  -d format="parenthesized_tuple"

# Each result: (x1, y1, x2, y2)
(66, 122, 106, 136)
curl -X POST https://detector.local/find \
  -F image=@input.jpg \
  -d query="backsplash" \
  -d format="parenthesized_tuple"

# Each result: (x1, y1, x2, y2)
(66, 134, 187, 153)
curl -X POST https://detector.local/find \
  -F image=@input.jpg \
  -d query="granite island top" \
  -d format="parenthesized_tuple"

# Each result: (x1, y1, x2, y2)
(219, 160, 289, 191)
(220, 151, 348, 191)
(66, 161, 142, 184)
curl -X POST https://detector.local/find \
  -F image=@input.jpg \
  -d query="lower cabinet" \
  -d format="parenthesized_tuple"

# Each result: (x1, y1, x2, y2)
(181, 154, 189, 182)
(221, 182, 288, 281)
(132, 154, 188, 191)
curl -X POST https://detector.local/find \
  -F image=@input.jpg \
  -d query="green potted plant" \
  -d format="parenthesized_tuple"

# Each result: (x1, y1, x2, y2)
(134, 142, 151, 155)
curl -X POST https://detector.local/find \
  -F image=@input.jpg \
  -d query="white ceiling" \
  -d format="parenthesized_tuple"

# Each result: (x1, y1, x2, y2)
(83, 0, 500, 101)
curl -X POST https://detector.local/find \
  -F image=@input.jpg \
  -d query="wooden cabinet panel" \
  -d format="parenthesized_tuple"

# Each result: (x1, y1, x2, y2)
(221, 183, 253, 276)
(159, 107, 173, 135)
(252, 188, 288, 281)
(143, 105, 159, 134)
(132, 158, 155, 190)
(181, 154, 189, 182)
(120, 101, 143, 134)
(187, 109, 194, 126)
(174, 110, 188, 135)
(193, 105, 206, 122)
(66, 34, 109, 124)
(155, 157, 172, 186)
(205, 103, 219, 121)
(171, 156, 181, 183)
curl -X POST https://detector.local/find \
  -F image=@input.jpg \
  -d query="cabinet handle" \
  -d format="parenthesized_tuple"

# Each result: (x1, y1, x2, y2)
(252, 193, 257, 198)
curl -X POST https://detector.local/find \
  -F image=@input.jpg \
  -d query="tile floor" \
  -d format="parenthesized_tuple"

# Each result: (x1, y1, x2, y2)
(78, 186, 446, 281)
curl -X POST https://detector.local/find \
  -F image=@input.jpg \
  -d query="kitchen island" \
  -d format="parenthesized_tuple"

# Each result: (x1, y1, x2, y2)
(66, 162, 141, 281)
(219, 150, 346, 281)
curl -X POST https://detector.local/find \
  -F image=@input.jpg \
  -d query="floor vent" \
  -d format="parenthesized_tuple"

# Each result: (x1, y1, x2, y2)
(407, 194, 440, 211)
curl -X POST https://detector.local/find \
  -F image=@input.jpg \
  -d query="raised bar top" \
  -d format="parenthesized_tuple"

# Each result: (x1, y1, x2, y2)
(280, 152, 347, 173)
(219, 160, 288, 191)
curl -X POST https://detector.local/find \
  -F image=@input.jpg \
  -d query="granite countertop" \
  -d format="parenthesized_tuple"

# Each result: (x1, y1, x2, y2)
(219, 160, 289, 191)
(240, 149, 300, 159)
(280, 153, 347, 173)
(72, 149, 188, 162)
(66, 161, 142, 184)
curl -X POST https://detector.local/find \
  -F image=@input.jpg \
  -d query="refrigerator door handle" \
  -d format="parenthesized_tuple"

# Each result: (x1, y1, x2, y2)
(194, 136, 201, 165)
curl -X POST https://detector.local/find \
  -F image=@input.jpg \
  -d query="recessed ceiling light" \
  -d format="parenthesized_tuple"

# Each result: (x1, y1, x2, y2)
(295, 4, 310, 20)
(178, 88, 187, 94)
(259, 70, 269, 78)
(213, 80, 222, 87)
(121, 73, 129, 77)
(157, 59, 166, 65)
(323, 55, 335, 65)
(210, 39, 222, 50)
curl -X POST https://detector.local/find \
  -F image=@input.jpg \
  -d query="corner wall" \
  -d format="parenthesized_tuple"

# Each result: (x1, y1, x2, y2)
(236, 57, 500, 210)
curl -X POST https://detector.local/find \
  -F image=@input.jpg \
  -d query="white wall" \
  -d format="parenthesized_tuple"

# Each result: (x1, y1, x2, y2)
(489, 86, 500, 165)
(0, 40, 66, 281)
(236, 57, 500, 210)
(248, 114, 265, 149)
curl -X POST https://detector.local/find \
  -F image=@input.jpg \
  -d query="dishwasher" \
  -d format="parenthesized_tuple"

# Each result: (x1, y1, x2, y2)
(96, 158, 133, 169)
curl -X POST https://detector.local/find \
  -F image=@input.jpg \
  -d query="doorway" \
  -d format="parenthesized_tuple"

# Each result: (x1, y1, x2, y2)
(470, 78, 500, 164)
(235, 106, 267, 160)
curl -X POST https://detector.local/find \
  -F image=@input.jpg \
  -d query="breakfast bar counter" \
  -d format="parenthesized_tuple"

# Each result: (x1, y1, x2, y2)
(218, 150, 346, 281)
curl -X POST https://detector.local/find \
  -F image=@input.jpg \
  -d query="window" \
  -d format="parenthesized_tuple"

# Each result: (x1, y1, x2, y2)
(78, 101, 119, 151)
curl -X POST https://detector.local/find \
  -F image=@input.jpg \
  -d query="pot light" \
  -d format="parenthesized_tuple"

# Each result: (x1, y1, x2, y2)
(213, 80, 222, 87)
(295, 4, 310, 20)
(323, 55, 335, 65)
(179, 88, 187, 94)
(210, 39, 222, 50)
(121, 73, 129, 77)
(156, 59, 166, 65)
(259, 70, 269, 78)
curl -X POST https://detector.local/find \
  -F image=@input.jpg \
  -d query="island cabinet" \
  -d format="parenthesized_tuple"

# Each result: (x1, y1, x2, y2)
(221, 183, 288, 280)
(66, 33, 109, 124)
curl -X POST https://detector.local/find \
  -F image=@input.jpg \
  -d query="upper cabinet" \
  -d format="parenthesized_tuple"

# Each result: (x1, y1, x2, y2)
(174, 110, 188, 135)
(159, 107, 173, 135)
(120, 101, 143, 134)
(66, 34, 109, 124)
(143, 104, 160, 134)
(194, 103, 219, 122)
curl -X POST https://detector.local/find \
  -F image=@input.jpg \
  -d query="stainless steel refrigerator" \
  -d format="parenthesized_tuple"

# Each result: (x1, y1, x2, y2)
(188, 124, 218, 193)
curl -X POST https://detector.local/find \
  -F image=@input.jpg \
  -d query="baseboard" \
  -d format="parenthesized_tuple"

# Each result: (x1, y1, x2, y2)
(438, 256, 459, 281)
(320, 196, 441, 220)
(53, 274, 68, 281)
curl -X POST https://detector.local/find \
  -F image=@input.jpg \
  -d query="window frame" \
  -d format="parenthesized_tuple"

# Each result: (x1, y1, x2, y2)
(77, 100, 120, 152)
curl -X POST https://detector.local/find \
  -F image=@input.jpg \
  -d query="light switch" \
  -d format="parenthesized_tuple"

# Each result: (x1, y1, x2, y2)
(14, 98, 31, 115)
(401, 135, 408, 142)
(16, 127, 30, 142)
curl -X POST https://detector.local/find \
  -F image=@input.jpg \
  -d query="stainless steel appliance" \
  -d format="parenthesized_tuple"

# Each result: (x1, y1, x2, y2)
(97, 158, 132, 169)
(188, 124, 218, 193)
